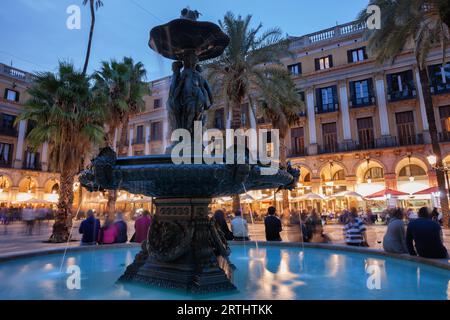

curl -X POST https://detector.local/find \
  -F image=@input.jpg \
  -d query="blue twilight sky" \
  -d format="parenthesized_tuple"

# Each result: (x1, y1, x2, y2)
(0, 0, 369, 80)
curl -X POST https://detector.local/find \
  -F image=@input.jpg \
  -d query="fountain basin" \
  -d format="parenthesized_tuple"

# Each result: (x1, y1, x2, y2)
(0, 243, 449, 300)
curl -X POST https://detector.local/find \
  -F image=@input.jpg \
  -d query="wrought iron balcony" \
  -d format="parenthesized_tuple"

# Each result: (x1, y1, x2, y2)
(350, 96, 376, 108)
(0, 126, 18, 137)
(316, 135, 425, 155)
(430, 83, 450, 95)
(132, 138, 145, 145)
(288, 148, 308, 157)
(315, 103, 339, 114)
(387, 89, 417, 102)
(438, 132, 450, 143)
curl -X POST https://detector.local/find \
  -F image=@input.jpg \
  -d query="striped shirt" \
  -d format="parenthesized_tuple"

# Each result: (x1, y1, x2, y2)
(343, 218, 366, 244)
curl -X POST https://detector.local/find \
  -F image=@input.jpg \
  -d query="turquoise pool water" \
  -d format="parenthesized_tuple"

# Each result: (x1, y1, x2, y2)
(0, 245, 449, 300)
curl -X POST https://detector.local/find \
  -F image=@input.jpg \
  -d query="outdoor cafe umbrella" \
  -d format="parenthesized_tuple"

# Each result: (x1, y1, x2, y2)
(366, 188, 408, 200)
(329, 190, 366, 200)
(240, 194, 257, 204)
(413, 186, 441, 196)
(16, 198, 52, 205)
(297, 193, 327, 201)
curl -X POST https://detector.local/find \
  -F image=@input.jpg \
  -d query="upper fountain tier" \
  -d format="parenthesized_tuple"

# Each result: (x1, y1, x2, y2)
(79, 150, 299, 198)
(149, 8, 230, 61)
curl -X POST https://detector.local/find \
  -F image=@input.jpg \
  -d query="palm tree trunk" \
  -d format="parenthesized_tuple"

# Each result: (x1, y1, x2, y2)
(82, 0, 95, 75)
(120, 117, 130, 150)
(107, 190, 117, 215)
(231, 101, 242, 130)
(232, 195, 240, 213)
(419, 67, 449, 228)
(280, 136, 290, 215)
(49, 169, 74, 243)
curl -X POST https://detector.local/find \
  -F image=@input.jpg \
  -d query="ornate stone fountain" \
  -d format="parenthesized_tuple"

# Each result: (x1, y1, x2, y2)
(79, 9, 299, 294)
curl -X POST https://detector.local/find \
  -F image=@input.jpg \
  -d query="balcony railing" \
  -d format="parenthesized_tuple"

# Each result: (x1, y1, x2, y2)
(315, 103, 339, 114)
(290, 21, 367, 50)
(439, 132, 450, 143)
(350, 96, 376, 108)
(315, 135, 425, 155)
(23, 162, 41, 171)
(431, 83, 450, 95)
(0, 161, 12, 168)
(0, 64, 33, 82)
(132, 138, 145, 145)
(387, 89, 417, 102)
(288, 148, 308, 157)
(0, 126, 18, 137)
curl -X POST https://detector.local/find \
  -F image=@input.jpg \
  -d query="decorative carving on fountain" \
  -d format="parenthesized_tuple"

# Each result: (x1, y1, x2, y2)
(146, 218, 193, 262)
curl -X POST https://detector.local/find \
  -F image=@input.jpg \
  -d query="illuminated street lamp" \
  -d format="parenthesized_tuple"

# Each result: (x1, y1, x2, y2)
(427, 154, 437, 167)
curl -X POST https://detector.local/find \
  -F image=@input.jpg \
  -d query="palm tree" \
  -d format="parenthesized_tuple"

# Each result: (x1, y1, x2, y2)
(18, 62, 105, 242)
(206, 12, 293, 212)
(82, 0, 104, 75)
(360, 0, 449, 227)
(258, 74, 305, 212)
(93, 57, 148, 213)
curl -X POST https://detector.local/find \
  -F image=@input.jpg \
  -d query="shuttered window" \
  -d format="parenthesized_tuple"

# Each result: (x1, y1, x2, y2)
(291, 127, 305, 156)
(357, 117, 374, 149)
(396, 111, 415, 146)
(322, 122, 337, 153)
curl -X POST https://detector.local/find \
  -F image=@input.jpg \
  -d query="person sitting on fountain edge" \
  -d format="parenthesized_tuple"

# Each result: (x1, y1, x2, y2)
(79, 210, 100, 246)
(406, 207, 448, 259)
(214, 210, 234, 241)
(264, 207, 282, 242)
(231, 210, 249, 241)
(133, 210, 152, 243)
(114, 212, 128, 244)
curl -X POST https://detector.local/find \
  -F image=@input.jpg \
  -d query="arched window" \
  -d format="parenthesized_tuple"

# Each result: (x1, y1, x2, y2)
(303, 173, 311, 182)
(364, 167, 384, 181)
(332, 170, 345, 181)
(399, 165, 427, 177)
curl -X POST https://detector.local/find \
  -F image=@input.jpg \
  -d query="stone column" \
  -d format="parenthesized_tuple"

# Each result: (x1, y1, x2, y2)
(415, 67, 430, 143)
(41, 142, 49, 171)
(375, 74, 391, 137)
(428, 170, 438, 187)
(345, 176, 358, 192)
(306, 89, 318, 155)
(14, 120, 27, 169)
(144, 125, 151, 155)
(384, 173, 397, 190)
(128, 127, 133, 157)
(339, 81, 352, 141)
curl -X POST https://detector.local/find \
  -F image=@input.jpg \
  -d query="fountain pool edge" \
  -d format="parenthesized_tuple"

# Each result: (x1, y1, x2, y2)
(0, 241, 448, 271)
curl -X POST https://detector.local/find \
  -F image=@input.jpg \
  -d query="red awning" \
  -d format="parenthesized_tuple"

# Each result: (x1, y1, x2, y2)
(366, 188, 409, 199)
(413, 187, 441, 196)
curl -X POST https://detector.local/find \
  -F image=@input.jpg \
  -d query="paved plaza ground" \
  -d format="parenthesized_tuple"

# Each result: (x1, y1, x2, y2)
(0, 220, 449, 256)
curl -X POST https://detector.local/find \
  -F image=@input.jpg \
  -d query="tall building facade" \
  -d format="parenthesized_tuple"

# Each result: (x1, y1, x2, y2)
(115, 76, 171, 157)
(205, 21, 450, 212)
(280, 21, 450, 211)
(0, 63, 59, 204)
(2, 20, 450, 213)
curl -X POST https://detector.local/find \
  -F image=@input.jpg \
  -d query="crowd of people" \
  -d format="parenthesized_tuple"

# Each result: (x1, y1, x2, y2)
(78, 209, 152, 246)
(213, 205, 448, 260)
(0, 205, 54, 235)
(4, 201, 446, 262)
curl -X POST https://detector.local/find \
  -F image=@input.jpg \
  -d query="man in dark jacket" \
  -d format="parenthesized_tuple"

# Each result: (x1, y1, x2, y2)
(264, 207, 282, 241)
(114, 212, 128, 243)
(79, 210, 100, 245)
(406, 207, 448, 259)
